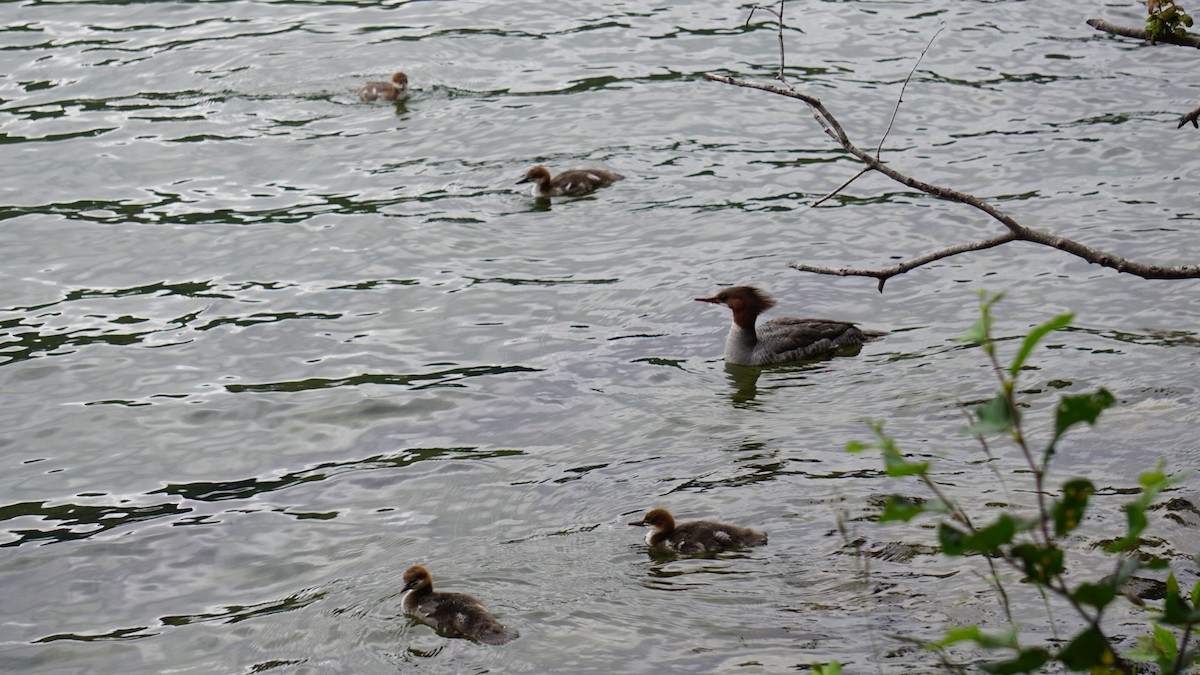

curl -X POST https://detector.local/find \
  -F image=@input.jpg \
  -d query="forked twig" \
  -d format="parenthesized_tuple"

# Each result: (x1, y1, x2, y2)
(745, 0, 794, 86)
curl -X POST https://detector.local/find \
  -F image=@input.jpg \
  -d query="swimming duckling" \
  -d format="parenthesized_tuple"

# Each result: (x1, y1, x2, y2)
(516, 165, 624, 197)
(628, 508, 767, 554)
(401, 565, 519, 645)
(358, 71, 408, 102)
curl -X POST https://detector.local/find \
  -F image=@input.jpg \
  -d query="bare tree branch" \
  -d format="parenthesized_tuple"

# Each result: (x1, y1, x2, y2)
(1179, 104, 1200, 128)
(1087, 17, 1200, 48)
(704, 71, 1200, 287)
(789, 233, 1019, 293)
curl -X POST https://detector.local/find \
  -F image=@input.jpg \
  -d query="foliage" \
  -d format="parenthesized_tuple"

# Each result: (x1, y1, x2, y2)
(846, 291, 1199, 673)
(1147, 0, 1194, 43)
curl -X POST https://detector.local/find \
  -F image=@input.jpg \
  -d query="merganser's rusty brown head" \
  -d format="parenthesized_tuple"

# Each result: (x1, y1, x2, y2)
(401, 564, 433, 593)
(695, 286, 776, 330)
(628, 508, 676, 533)
(516, 165, 552, 186)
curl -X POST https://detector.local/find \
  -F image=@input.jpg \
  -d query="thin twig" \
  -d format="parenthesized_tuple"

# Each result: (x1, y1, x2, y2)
(979, 345, 1052, 545)
(788, 232, 1019, 293)
(1174, 622, 1194, 673)
(811, 167, 872, 207)
(878, 24, 945, 160)
(971, 566, 1014, 625)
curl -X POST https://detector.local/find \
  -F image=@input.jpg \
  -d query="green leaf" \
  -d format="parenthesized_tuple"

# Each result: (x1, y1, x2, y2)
(1071, 582, 1117, 610)
(1011, 543, 1065, 583)
(940, 515, 1016, 556)
(845, 440, 872, 453)
(1008, 313, 1073, 378)
(939, 522, 967, 556)
(847, 423, 930, 477)
(969, 514, 1018, 552)
(812, 661, 842, 675)
(1139, 467, 1168, 489)
(882, 453, 930, 478)
(970, 394, 1018, 435)
(956, 290, 1005, 346)
(981, 648, 1051, 674)
(1052, 478, 1094, 537)
(1056, 626, 1115, 670)
(1124, 643, 1160, 664)
(1153, 623, 1178, 661)
(1161, 571, 1200, 625)
(1052, 389, 1115, 443)
(1112, 555, 1143, 587)
(1105, 500, 1149, 553)
(878, 495, 930, 523)
(928, 625, 1016, 650)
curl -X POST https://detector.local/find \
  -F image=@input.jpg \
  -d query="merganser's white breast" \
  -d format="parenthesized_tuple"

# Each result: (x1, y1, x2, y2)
(629, 508, 768, 554)
(696, 285, 885, 366)
(516, 165, 624, 197)
(400, 565, 518, 645)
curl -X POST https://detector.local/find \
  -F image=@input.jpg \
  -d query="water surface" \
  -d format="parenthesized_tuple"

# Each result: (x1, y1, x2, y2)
(2, 0, 1199, 672)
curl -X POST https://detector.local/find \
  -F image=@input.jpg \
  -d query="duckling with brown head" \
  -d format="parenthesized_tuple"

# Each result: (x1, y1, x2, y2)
(401, 565, 518, 645)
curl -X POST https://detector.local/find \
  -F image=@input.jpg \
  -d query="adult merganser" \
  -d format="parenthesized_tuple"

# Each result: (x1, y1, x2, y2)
(401, 565, 519, 645)
(358, 71, 408, 102)
(516, 165, 624, 197)
(628, 508, 767, 554)
(695, 285, 884, 366)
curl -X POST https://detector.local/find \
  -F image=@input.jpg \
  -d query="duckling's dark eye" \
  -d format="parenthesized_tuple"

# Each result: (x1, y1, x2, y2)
(717, 293, 729, 302)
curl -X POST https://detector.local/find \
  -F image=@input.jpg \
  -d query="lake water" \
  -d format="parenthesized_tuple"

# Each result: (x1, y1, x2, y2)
(2, 0, 1198, 672)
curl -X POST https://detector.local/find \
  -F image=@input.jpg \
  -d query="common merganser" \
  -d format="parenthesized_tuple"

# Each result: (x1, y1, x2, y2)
(516, 165, 624, 197)
(695, 286, 884, 366)
(358, 71, 408, 102)
(401, 565, 519, 645)
(628, 508, 767, 554)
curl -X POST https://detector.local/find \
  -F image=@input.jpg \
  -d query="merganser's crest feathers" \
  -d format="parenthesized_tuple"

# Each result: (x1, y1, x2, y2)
(358, 71, 409, 102)
(628, 508, 768, 554)
(401, 565, 518, 645)
(695, 285, 884, 366)
(516, 165, 624, 197)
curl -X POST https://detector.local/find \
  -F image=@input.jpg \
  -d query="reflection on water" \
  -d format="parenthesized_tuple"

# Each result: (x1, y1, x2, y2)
(722, 347, 862, 408)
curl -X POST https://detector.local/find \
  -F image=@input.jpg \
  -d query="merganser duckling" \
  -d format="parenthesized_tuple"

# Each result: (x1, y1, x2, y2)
(358, 71, 408, 102)
(695, 285, 885, 366)
(628, 508, 767, 554)
(516, 165, 624, 197)
(401, 565, 519, 645)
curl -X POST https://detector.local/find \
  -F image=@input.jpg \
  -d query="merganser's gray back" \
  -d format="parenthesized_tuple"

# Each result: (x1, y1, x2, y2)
(698, 286, 884, 366)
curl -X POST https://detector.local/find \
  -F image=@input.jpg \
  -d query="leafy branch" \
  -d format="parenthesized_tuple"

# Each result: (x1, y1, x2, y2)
(846, 293, 1198, 673)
